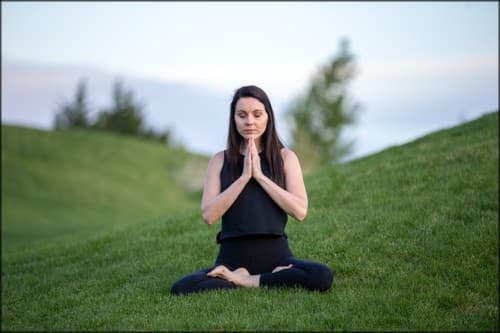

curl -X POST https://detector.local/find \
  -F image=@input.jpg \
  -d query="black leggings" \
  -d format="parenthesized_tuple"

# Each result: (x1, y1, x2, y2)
(171, 235, 334, 295)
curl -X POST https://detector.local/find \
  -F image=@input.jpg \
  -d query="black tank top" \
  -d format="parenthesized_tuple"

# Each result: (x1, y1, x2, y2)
(217, 150, 288, 243)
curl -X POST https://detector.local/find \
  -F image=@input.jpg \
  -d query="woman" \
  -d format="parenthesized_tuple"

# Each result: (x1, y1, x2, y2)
(171, 85, 333, 295)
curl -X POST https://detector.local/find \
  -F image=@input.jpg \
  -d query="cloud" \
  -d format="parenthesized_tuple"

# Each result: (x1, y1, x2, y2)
(360, 54, 497, 80)
(137, 62, 316, 101)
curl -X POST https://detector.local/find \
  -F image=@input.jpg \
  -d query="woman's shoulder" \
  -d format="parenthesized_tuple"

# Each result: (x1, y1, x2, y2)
(205, 150, 225, 174)
(280, 148, 302, 171)
(280, 147, 298, 161)
(210, 150, 225, 164)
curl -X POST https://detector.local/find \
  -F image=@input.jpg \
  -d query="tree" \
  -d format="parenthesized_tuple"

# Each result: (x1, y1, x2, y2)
(54, 79, 91, 129)
(140, 126, 174, 145)
(53, 77, 175, 145)
(287, 38, 361, 173)
(94, 79, 144, 136)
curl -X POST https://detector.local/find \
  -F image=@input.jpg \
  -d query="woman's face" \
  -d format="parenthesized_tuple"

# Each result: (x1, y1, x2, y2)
(234, 97, 269, 141)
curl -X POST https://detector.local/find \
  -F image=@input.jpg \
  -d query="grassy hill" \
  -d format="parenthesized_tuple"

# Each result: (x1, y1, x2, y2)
(1, 112, 498, 331)
(1, 126, 208, 252)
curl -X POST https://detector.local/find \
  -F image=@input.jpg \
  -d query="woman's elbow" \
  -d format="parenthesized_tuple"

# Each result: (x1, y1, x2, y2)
(294, 207, 308, 222)
(201, 212, 212, 225)
(295, 213, 307, 222)
(201, 208, 217, 225)
(297, 199, 309, 221)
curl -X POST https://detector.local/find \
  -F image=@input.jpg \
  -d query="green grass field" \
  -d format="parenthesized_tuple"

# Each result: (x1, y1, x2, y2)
(1, 112, 498, 331)
(1, 126, 208, 252)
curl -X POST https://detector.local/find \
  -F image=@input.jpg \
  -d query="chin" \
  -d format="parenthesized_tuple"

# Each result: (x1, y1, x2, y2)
(239, 131, 263, 140)
(248, 133, 263, 140)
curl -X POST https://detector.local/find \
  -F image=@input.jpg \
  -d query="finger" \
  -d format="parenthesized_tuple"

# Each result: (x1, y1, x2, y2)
(252, 139, 259, 154)
(245, 146, 252, 163)
(249, 138, 256, 156)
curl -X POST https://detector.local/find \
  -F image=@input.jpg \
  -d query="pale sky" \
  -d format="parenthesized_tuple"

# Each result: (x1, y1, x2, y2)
(2, 1, 499, 159)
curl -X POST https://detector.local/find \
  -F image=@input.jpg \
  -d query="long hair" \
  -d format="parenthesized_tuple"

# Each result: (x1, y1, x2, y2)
(226, 85, 286, 188)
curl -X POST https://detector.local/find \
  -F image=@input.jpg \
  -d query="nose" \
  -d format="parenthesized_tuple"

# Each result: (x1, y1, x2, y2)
(245, 115, 254, 126)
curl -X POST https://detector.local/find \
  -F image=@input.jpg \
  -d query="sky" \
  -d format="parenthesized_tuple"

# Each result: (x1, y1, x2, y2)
(2, 1, 499, 159)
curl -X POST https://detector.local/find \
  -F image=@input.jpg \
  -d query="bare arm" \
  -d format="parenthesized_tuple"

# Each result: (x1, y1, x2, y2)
(250, 140, 308, 221)
(201, 149, 252, 225)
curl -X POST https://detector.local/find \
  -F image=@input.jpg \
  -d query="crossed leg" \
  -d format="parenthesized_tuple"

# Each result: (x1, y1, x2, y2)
(206, 264, 294, 287)
(170, 266, 237, 295)
(171, 259, 332, 295)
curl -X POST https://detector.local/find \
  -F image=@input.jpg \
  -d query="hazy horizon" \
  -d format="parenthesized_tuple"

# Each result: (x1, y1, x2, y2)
(2, 2, 498, 160)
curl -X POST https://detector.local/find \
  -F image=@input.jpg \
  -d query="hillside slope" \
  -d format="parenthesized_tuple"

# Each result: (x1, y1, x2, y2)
(1, 112, 498, 331)
(1, 126, 209, 251)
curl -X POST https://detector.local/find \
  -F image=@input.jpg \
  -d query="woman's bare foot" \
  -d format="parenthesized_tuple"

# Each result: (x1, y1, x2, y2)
(272, 264, 293, 273)
(207, 265, 259, 287)
(233, 267, 250, 277)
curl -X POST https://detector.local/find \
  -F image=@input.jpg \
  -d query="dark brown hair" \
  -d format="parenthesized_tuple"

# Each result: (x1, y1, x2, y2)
(226, 85, 286, 188)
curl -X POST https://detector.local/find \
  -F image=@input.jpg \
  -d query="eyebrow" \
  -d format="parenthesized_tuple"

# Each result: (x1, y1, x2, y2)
(236, 109, 264, 113)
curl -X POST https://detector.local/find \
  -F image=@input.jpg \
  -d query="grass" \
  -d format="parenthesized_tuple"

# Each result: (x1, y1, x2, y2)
(1, 126, 208, 252)
(1, 111, 498, 331)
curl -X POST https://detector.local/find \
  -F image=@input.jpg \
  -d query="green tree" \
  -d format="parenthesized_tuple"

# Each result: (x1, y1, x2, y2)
(287, 38, 361, 173)
(54, 79, 91, 129)
(94, 79, 144, 136)
(140, 126, 174, 145)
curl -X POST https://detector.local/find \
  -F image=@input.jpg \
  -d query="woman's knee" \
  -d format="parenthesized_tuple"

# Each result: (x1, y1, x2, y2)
(313, 264, 334, 292)
(170, 268, 211, 296)
(285, 259, 334, 292)
(170, 279, 184, 296)
(301, 262, 333, 292)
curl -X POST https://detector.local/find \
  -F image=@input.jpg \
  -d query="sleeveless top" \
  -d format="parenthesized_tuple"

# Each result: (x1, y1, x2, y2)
(216, 150, 288, 243)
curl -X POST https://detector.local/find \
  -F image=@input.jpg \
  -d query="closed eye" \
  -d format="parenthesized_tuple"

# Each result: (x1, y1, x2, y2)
(253, 110, 264, 118)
